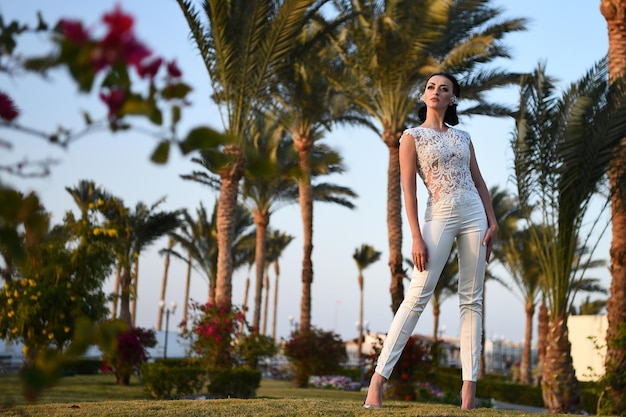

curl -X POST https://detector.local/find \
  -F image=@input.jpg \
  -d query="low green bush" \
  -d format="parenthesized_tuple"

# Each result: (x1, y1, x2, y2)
(62, 358, 103, 375)
(207, 367, 262, 399)
(141, 361, 207, 399)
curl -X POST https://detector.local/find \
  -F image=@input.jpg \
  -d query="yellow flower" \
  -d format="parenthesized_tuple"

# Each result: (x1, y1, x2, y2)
(107, 229, 118, 238)
(28, 279, 36, 287)
(70, 296, 76, 301)
(7, 298, 13, 305)
(30, 295, 38, 301)
(64, 327, 70, 334)
(97, 199, 104, 207)
(20, 279, 27, 286)
(3, 283, 8, 290)
(22, 346, 28, 354)
(13, 290, 18, 298)
(66, 283, 71, 289)
(11, 327, 18, 334)
(42, 329, 47, 334)
(48, 333, 54, 340)
(88, 202, 95, 209)
(93, 228, 101, 236)
(7, 311, 14, 318)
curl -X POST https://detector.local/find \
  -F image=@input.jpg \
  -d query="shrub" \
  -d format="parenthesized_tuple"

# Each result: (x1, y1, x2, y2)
(100, 324, 157, 385)
(283, 327, 347, 388)
(207, 367, 262, 399)
(141, 361, 207, 399)
(62, 358, 103, 375)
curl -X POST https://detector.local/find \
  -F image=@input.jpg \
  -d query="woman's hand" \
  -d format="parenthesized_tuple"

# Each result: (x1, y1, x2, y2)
(482, 224, 498, 263)
(412, 236, 429, 272)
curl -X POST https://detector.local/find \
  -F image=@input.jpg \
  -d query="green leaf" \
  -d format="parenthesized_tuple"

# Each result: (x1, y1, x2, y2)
(161, 82, 192, 100)
(179, 127, 227, 155)
(151, 141, 170, 164)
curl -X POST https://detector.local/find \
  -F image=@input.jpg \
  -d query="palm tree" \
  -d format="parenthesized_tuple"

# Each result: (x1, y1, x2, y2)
(241, 114, 300, 332)
(334, 0, 527, 314)
(99, 197, 181, 327)
(600, 1, 626, 413)
(266, 229, 294, 342)
(271, 7, 372, 333)
(353, 244, 382, 368)
(156, 236, 176, 331)
(169, 201, 254, 304)
(511, 59, 626, 413)
(175, 0, 325, 310)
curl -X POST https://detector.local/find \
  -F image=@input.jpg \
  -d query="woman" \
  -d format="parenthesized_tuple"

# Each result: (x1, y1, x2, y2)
(363, 73, 498, 410)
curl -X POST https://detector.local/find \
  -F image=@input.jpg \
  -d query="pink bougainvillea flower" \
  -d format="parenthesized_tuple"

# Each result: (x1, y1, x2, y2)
(99, 89, 125, 118)
(0, 91, 19, 121)
(59, 19, 90, 44)
(92, 6, 151, 72)
(166, 60, 182, 78)
(138, 57, 162, 79)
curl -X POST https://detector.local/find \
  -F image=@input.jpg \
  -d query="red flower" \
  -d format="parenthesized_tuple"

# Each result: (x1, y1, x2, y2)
(99, 89, 125, 118)
(401, 373, 409, 381)
(92, 6, 151, 72)
(166, 60, 182, 78)
(138, 57, 162, 79)
(0, 91, 19, 121)
(59, 19, 89, 44)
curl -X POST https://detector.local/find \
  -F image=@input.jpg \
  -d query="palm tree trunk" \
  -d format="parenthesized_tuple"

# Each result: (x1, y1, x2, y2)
(252, 211, 269, 332)
(536, 300, 548, 385)
(272, 261, 280, 342)
(240, 276, 250, 335)
(215, 156, 244, 309)
(358, 274, 364, 364)
(601, 2, 626, 413)
(521, 301, 535, 385)
(432, 302, 440, 342)
(119, 267, 132, 327)
(295, 137, 314, 332)
(262, 268, 270, 335)
(157, 240, 173, 331)
(131, 256, 139, 327)
(183, 251, 192, 329)
(541, 311, 580, 413)
(383, 126, 404, 314)
(111, 263, 121, 319)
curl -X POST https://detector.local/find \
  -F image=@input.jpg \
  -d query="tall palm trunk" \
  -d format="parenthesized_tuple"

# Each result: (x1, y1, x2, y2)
(215, 151, 244, 309)
(119, 267, 132, 326)
(241, 276, 250, 335)
(295, 134, 313, 332)
(383, 126, 404, 314)
(252, 211, 269, 332)
(271, 260, 280, 342)
(262, 268, 270, 335)
(131, 256, 139, 326)
(111, 263, 121, 319)
(541, 312, 580, 413)
(537, 300, 548, 384)
(157, 239, 174, 331)
(357, 273, 364, 363)
(601, 1, 626, 413)
(183, 251, 192, 328)
(432, 301, 440, 342)
(521, 302, 534, 385)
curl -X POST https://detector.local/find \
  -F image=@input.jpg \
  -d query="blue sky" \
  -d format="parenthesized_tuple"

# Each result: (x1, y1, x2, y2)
(1, 0, 609, 346)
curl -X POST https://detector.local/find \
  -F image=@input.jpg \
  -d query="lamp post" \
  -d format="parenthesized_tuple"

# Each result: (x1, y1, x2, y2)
(159, 300, 177, 359)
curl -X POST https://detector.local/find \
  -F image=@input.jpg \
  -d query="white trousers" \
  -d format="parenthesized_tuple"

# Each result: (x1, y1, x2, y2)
(375, 199, 487, 381)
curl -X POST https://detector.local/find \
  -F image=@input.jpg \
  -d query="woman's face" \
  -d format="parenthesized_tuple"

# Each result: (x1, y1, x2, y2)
(424, 75, 455, 108)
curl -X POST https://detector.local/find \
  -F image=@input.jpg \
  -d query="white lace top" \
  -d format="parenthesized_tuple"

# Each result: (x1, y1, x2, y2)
(403, 126, 481, 220)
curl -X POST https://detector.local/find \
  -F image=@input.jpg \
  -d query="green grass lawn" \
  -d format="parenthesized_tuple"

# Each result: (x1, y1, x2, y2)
(0, 374, 578, 416)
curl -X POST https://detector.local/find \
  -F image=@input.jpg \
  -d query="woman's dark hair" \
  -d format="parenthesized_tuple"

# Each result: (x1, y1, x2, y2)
(418, 72, 461, 126)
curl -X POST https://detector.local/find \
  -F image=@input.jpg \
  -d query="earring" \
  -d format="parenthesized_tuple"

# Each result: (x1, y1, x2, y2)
(450, 95, 458, 105)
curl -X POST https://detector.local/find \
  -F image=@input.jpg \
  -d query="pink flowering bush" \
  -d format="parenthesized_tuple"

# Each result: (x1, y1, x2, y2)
(101, 324, 157, 385)
(283, 327, 347, 388)
(183, 301, 246, 370)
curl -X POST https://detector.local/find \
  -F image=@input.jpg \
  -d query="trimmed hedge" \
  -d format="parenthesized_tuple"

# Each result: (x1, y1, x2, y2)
(62, 359, 103, 375)
(207, 367, 262, 399)
(141, 361, 207, 399)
